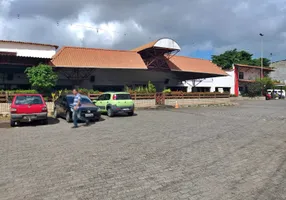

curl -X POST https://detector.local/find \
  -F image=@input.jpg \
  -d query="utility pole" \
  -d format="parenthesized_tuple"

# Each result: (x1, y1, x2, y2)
(259, 33, 264, 79)
(259, 33, 264, 96)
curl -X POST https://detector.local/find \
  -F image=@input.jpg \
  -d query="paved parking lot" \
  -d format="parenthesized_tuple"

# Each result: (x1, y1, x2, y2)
(1, 100, 286, 200)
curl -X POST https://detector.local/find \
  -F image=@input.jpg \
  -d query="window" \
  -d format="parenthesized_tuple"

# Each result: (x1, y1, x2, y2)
(80, 96, 92, 104)
(67, 96, 92, 104)
(15, 95, 43, 105)
(116, 94, 131, 100)
(104, 94, 111, 100)
(239, 72, 244, 79)
(97, 95, 105, 101)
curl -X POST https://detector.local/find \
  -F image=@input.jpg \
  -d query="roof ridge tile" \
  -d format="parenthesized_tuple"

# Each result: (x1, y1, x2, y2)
(61, 46, 135, 53)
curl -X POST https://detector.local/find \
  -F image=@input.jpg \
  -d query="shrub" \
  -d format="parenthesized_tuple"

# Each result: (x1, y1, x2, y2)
(124, 86, 132, 93)
(60, 88, 100, 95)
(246, 82, 262, 97)
(163, 88, 171, 93)
(132, 81, 156, 94)
(147, 81, 156, 93)
(5, 89, 38, 94)
(51, 90, 63, 102)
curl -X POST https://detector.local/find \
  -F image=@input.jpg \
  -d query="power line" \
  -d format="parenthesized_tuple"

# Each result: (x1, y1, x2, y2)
(0, 14, 166, 45)
(12, 14, 155, 39)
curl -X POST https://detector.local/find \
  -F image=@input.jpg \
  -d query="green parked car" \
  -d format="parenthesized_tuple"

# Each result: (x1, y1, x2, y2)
(93, 92, 135, 117)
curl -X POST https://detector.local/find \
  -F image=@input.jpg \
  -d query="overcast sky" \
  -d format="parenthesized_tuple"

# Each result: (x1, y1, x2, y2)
(0, 0, 286, 61)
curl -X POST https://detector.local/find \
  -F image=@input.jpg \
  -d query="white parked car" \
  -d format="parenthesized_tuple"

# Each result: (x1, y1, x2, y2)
(267, 89, 285, 99)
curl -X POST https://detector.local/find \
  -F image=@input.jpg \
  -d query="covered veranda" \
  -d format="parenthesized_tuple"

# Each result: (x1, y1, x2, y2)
(0, 54, 50, 89)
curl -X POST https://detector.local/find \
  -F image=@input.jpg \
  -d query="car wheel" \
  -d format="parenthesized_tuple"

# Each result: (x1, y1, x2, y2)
(10, 120, 16, 127)
(127, 111, 134, 116)
(107, 108, 114, 117)
(66, 112, 72, 123)
(53, 108, 58, 118)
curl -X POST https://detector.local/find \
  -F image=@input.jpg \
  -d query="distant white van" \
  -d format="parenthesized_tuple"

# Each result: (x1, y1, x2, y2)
(267, 89, 285, 98)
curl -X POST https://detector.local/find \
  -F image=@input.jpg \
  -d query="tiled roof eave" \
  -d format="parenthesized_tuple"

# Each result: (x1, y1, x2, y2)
(234, 64, 274, 71)
(51, 65, 148, 69)
(170, 69, 227, 76)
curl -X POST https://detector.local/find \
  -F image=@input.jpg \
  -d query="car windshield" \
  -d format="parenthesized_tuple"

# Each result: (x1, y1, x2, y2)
(67, 96, 92, 104)
(15, 95, 43, 105)
(116, 94, 131, 100)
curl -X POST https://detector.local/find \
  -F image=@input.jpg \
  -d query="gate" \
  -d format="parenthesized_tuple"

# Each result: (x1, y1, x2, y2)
(155, 92, 165, 105)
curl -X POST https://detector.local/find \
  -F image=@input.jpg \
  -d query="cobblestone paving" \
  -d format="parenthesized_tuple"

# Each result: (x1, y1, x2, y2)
(1, 100, 286, 200)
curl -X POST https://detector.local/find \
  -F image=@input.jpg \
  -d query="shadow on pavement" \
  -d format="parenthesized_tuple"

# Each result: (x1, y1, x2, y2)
(102, 113, 138, 118)
(0, 117, 60, 128)
(0, 121, 9, 129)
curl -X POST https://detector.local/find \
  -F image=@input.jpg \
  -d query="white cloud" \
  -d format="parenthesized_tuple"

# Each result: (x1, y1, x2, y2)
(1, 0, 286, 61)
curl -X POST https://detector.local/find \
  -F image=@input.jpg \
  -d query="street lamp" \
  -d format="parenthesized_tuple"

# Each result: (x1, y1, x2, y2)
(259, 33, 264, 79)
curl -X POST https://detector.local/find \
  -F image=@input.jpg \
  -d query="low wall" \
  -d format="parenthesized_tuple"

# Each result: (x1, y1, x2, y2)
(230, 96, 265, 101)
(165, 98, 231, 106)
(134, 100, 155, 107)
(0, 98, 232, 115)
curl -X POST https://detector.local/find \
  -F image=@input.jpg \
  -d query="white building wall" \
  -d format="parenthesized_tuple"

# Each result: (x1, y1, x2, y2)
(0, 42, 57, 58)
(183, 71, 235, 94)
(237, 67, 260, 80)
(270, 61, 286, 84)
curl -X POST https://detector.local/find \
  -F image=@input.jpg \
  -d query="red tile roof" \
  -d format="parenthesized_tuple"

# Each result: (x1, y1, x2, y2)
(51, 46, 148, 69)
(131, 40, 159, 52)
(167, 56, 227, 76)
(234, 63, 274, 71)
(0, 40, 59, 49)
(51, 47, 227, 76)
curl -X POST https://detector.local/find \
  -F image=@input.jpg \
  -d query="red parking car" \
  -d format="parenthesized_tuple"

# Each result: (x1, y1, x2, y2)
(10, 94, 48, 127)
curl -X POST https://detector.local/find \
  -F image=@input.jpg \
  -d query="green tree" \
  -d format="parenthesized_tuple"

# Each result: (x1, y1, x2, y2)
(255, 77, 274, 94)
(212, 49, 270, 69)
(25, 64, 58, 92)
(251, 58, 271, 67)
(255, 77, 274, 89)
